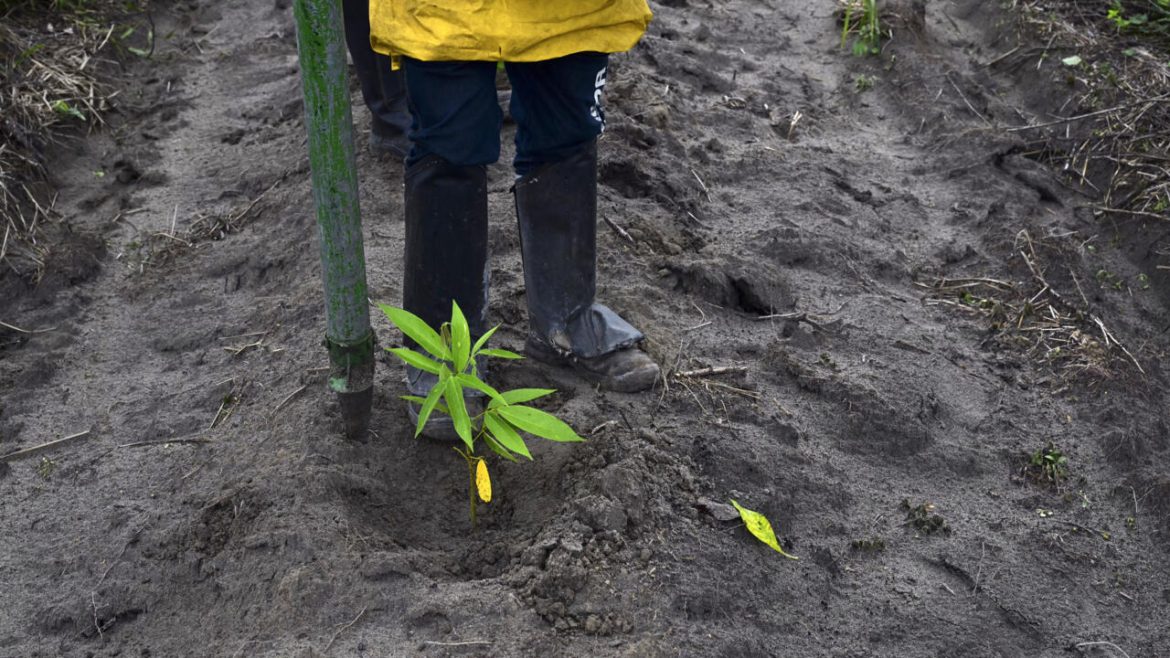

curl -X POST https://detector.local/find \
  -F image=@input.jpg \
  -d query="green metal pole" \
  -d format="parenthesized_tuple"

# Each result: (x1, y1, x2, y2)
(293, 0, 374, 439)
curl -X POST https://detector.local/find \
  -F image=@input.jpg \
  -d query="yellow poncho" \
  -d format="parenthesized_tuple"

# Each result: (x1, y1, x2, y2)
(370, 0, 653, 62)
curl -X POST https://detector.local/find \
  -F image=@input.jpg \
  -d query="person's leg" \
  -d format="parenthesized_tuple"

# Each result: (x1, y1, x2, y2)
(506, 54, 659, 392)
(341, 0, 410, 156)
(402, 59, 502, 168)
(398, 59, 499, 436)
(505, 52, 608, 177)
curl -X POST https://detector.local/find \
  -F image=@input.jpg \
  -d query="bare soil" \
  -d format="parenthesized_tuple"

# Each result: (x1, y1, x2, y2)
(2, 0, 1169, 656)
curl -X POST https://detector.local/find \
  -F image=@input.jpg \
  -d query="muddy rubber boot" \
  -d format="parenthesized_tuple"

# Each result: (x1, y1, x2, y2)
(402, 155, 490, 439)
(514, 142, 660, 393)
(370, 120, 410, 159)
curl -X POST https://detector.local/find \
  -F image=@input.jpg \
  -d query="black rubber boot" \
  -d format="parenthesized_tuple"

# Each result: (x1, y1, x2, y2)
(514, 142, 660, 393)
(402, 155, 489, 439)
(341, 0, 411, 157)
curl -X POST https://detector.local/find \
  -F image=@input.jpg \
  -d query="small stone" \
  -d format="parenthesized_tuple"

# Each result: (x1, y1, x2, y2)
(545, 548, 572, 570)
(585, 614, 602, 633)
(575, 495, 628, 532)
(696, 497, 739, 522)
(560, 536, 584, 555)
(643, 105, 670, 129)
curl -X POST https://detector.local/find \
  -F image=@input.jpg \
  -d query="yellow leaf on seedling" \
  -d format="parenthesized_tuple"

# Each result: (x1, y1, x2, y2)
(730, 499, 798, 560)
(475, 459, 492, 503)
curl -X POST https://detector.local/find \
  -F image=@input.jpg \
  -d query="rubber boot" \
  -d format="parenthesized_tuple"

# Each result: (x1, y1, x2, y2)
(514, 142, 660, 393)
(402, 155, 489, 439)
(342, 0, 410, 157)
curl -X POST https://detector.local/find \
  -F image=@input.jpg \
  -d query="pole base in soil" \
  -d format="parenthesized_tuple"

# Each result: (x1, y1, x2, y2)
(338, 387, 373, 440)
(325, 333, 376, 440)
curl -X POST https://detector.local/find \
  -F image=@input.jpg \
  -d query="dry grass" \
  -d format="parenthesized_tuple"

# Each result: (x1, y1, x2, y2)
(1010, 1, 1170, 224)
(921, 229, 1143, 383)
(0, 0, 141, 281)
(116, 174, 287, 274)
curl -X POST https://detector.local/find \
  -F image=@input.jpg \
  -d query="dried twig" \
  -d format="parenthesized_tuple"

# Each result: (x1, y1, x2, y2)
(1006, 97, 1169, 132)
(946, 73, 993, 126)
(1074, 641, 1131, 658)
(675, 365, 748, 378)
(756, 310, 840, 332)
(971, 541, 985, 594)
(272, 384, 308, 414)
(590, 420, 618, 435)
(0, 320, 56, 334)
(118, 437, 212, 448)
(95, 528, 143, 588)
(691, 168, 711, 200)
(323, 607, 367, 653)
(0, 430, 92, 463)
(91, 592, 104, 639)
(602, 214, 635, 245)
(1019, 245, 1144, 375)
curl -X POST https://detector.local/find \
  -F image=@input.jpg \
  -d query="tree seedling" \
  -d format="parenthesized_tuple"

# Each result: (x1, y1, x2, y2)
(36, 456, 55, 480)
(1022, 442, 1068, 488)
(840, 0, 883, 56)
(901, 499, 951, 535)
(850, 536, 886, 552)
(380, 301, 584, 526)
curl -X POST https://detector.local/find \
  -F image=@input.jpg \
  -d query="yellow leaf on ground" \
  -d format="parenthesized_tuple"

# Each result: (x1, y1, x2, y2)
(475, 458, 492, 503)
(730, 499, 798, 560)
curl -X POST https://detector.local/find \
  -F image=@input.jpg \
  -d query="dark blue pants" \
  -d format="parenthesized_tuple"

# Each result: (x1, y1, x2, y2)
(341, 0, 411, 137)
(402, 53, 609, 176)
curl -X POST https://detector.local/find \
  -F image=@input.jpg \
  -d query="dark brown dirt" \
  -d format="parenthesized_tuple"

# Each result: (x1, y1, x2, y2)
(2, 0, 1169, 656)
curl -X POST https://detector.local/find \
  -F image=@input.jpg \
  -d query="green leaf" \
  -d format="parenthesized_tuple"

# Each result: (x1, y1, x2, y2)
(478, 348, 524, 360)
(488, 388, 556, 409)
(401, 393, 448, 415)
(484, 412, 532, 460)
(470, 325, 500, 358)
(413, 383, 446, 439)
(378, 303, 449, 362)
(1061, 55, 1082, 66)
(450, 301, 471, 374)
(51, 100, 85, 120)
(730, 500, 799, 560)
(497, 405, 583, 443)
(456, 373, 506, 405)
(444, 377, 474, 449)
(387, 347, 443, 375)
(483, 433, 519, 462)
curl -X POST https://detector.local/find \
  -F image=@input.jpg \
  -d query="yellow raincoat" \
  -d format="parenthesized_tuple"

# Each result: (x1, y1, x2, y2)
(369, 1, 653, 63)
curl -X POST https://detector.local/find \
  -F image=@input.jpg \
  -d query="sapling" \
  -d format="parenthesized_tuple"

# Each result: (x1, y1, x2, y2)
(379, 301, 584, 525)
(840, 0, 882, 57)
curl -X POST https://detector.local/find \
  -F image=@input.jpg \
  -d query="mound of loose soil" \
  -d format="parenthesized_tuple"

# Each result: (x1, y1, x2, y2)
(2, 0, 1168, 656)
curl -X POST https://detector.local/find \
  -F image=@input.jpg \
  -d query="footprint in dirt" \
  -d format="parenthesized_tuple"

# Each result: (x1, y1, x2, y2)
(834, 386, 934, 459)
(660, 258, 794, 316)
